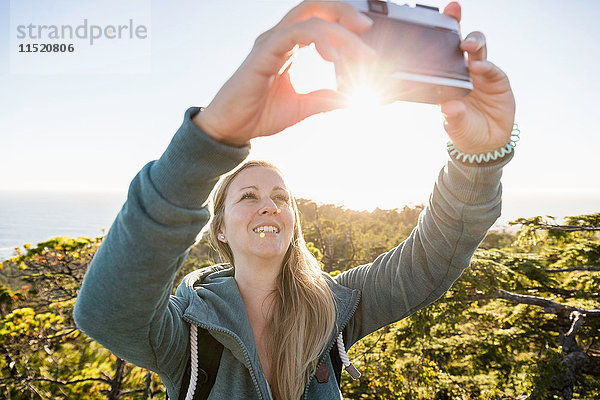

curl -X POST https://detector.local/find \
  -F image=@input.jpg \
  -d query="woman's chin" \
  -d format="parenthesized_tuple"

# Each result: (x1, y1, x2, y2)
(249, 244, 288, 262)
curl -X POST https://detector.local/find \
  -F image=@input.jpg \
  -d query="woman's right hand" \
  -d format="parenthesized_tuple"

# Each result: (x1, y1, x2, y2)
(193, 0, 375, 147)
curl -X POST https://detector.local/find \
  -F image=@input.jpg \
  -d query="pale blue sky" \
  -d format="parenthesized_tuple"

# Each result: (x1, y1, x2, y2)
(1, 0, 599, 225)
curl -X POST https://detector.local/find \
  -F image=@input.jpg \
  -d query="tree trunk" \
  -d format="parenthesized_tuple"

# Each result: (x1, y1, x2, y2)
(107, 357, 125, 400)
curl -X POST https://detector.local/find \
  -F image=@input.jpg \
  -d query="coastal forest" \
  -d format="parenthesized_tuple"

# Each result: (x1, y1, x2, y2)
(0, 202, 598, 399)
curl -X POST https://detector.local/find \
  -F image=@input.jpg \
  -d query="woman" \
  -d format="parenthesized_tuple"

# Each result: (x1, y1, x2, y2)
(74, 1, 516, 399)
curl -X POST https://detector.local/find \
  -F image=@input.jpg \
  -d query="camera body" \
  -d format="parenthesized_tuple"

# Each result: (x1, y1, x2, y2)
(336, 0, 472, 105)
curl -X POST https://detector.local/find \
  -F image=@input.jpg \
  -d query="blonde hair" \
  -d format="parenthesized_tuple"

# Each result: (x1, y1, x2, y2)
(208, 160, 337, 399)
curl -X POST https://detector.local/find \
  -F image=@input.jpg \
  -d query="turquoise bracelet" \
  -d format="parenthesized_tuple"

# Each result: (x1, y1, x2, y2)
(447, 124, 520, 163)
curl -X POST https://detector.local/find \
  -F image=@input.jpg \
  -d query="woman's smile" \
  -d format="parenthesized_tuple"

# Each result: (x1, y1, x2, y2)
(220, 166, 295, 264)
(252, 223, 281, 239)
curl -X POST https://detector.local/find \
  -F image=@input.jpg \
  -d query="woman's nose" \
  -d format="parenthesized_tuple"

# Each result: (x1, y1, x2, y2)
(259, 198, 279, 215)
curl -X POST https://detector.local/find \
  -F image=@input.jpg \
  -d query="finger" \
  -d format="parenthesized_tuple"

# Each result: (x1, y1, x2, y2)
(442, 2, 461, 23)
(265, 18, 376, 65)
(274, 0, 374, 34)
(440, 99, 472, 145)
(297, 89, 346, 120)
(440, 99, 467, 123)
(461, 31, 487, 62)
(469, 60, 508, 83)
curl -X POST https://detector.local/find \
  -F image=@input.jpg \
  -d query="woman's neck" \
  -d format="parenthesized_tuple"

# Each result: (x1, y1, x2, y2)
(234, 258, 281, 314)
(233, 254, 282, 291)
(234, 259, 279, 385)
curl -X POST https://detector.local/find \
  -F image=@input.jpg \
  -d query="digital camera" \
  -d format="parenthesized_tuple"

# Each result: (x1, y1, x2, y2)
(336, 0, 472, 105)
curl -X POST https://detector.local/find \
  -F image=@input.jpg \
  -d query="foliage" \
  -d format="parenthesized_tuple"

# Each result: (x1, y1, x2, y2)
(339, 213, 600, 399)
(0, 206, 598, 399)
(0, 236, 165, 399)
(295, 199, 423, 272)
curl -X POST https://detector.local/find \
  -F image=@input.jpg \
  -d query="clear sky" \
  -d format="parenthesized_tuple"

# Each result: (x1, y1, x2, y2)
(1, 0, 599, 226)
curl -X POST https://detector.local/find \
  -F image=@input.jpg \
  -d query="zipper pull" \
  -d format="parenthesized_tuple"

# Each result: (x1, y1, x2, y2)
(336, 332, 361, 380)
(344, 363, 361, 380)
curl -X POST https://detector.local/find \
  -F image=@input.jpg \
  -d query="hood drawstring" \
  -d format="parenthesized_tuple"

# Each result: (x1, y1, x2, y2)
(336, 332, 361, 380)
(185, 323, 199, 400)
(185, 324, 361, 400)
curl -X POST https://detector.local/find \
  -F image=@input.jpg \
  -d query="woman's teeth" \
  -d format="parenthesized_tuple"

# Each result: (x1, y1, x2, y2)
(253, 226, 279, 233)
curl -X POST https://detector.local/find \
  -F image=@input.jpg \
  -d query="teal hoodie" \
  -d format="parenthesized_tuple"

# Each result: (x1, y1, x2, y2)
(74, 107, 512, 399)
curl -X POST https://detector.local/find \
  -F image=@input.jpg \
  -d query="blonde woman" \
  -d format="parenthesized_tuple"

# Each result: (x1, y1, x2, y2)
(74, 1, 515, 399)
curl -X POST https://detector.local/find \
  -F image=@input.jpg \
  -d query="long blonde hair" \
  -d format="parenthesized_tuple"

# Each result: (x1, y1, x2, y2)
(207, 160, 337, 399)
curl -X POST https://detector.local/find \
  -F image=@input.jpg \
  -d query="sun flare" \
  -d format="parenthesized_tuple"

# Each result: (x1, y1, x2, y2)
(288, 44, 384, 111)
(344, 84, 383, 110)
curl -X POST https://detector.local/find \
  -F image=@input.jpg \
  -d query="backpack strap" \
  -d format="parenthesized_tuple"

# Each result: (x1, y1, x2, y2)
(329, 337, 343, 387)
(178, 325, 349, 399)
(178, 324, 223, 400)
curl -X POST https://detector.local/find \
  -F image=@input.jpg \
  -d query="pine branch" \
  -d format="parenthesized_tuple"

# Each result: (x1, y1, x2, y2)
(529, 287, 578, 297)
(108, 357, 126, 400)
(34, 377, 112, 385)
(540, 224, 600, 232)
(527, 286, 600, 300)
(116, 388, 144, 399)
(45, 327, 78, 341)
(1, 376, 113, 385)
(494, 289, 600, 318)
(546, 266, 600, 273)
(566, 311, 584, 337)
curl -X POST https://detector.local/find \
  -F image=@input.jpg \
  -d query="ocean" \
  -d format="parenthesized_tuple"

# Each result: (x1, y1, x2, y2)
(1, 190, 598, 262)
(0, 190, 126, 261)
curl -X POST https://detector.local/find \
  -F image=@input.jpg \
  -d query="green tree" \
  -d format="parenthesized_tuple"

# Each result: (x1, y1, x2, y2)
(0, 237, 165, 399)
(339, 213, 600, 399)
(1, 206, 598, 399)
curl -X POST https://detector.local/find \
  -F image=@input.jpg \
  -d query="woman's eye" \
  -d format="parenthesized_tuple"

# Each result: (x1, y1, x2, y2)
(274, 194, 289, 203)
(241, 192, 257, 200)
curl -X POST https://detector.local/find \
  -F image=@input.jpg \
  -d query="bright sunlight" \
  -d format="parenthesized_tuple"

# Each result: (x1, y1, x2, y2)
(255, 43, 446, 212)
(288, 44, 384, 109)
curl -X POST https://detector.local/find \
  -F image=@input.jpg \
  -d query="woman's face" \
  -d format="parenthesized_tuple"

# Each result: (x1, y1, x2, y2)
(220, 166, 295, 266)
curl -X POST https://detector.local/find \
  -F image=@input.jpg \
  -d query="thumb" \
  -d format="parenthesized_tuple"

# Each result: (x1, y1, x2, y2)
(440, 99, 468, 143)
(297, 89, 346, 120)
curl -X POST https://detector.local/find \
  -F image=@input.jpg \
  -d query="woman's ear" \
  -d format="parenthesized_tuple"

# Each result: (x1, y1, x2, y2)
(217, 232, 227, 243)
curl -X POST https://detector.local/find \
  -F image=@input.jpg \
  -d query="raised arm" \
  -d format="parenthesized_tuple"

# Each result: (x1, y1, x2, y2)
(338, 152, 511, 346)
(73, 108, 249, 374)
(337, 2, 517, 346)
(74, 0, 376, 387)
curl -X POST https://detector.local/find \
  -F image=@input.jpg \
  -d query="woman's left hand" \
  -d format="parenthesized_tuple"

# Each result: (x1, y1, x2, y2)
(440, 2, 516, 155)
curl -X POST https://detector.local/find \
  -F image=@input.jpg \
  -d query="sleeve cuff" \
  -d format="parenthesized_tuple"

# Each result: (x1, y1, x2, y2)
(149, 107, 251, 209)
(441, 150, 514, 205)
